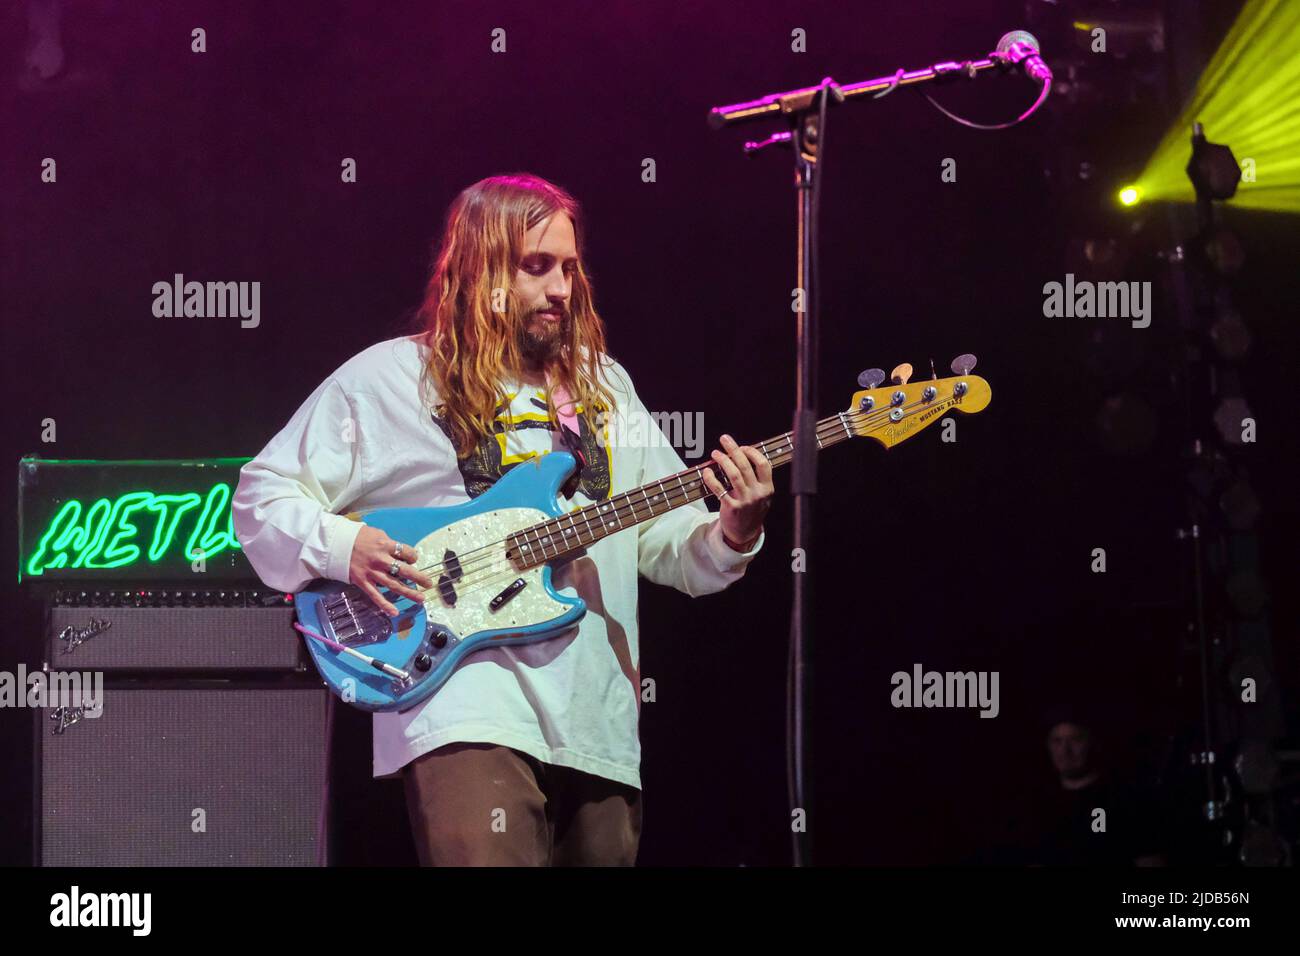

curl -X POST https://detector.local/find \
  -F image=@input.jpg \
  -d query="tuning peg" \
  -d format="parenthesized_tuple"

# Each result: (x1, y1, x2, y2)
(890, 363, 913, 386)
(950, 353, 978, 375)
(857, 368, 886, 389)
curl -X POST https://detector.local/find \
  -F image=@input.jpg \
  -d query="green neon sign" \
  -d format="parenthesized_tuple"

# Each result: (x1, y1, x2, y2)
(26, 483, 241, 576)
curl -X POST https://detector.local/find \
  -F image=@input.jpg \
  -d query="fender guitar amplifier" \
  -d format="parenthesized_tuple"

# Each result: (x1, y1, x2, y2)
(46, 593, 305, 672)
(36, 685, 331, 866)
(25, 458, 333, 865)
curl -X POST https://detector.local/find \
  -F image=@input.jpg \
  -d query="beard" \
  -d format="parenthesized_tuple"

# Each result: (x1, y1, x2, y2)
(518, 307, 569, 367)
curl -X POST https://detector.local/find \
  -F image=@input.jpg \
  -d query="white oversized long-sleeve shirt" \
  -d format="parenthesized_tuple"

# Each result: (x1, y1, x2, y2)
(232, 335, 762, 788)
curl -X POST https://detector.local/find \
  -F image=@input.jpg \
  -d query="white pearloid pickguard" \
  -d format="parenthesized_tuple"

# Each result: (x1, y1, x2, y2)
(408, 507, 575, 639)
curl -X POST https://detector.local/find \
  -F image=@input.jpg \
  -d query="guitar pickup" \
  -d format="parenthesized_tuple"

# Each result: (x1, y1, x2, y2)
(437, 576, 458, 606)
(437, 548, 463, 607)
(489, 578, 527, 611)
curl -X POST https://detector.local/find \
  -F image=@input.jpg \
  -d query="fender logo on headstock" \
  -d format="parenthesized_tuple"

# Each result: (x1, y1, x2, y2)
(847, 370, 991, 449)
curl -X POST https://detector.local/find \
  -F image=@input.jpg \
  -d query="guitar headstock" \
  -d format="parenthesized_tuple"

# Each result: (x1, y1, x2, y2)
(846, 355, 991, 449)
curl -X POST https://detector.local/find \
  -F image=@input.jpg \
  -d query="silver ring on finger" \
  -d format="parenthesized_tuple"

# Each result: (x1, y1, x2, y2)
(391, 543, 403, 559)
(389, 561, 401, 577)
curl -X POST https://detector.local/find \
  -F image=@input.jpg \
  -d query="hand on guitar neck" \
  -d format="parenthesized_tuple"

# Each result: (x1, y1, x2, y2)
(702, 433, 773, 550)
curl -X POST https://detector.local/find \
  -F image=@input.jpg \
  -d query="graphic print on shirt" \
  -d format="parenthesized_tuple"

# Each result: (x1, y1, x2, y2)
(432, 387, 611, 502)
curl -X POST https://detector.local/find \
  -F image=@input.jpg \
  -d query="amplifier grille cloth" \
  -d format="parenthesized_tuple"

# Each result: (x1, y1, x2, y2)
(40, 687, 328, 866)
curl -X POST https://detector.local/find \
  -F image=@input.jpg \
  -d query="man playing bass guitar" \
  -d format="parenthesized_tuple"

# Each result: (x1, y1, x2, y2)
(233, 173, 774, 866)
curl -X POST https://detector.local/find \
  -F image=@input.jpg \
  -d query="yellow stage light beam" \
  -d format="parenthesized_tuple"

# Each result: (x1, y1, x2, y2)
(1134, 0, 1300, 213)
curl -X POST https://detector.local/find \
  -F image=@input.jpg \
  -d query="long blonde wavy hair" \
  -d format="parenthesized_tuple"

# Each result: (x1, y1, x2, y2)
(415, 173, 617, 459)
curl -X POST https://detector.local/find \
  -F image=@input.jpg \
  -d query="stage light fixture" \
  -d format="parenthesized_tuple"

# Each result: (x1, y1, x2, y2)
(1133, 0, 1300, 213)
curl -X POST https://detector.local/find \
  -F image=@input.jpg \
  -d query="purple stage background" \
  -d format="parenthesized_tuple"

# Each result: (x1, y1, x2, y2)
(2, 0, 1296, 866)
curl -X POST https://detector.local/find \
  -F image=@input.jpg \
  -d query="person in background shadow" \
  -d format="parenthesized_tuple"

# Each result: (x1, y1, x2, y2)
(1006, 709, 1167, 866)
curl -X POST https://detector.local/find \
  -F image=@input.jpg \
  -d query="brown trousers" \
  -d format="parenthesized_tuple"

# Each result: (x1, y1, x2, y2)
(402, 742, 642, 866)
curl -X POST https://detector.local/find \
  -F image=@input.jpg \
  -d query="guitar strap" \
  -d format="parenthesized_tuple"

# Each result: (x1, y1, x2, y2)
(545, 375, 589, 510)
(546, 373, 587, 469)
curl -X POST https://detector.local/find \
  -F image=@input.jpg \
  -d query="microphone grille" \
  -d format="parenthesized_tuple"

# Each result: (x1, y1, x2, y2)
(996, 29, 1040, 54)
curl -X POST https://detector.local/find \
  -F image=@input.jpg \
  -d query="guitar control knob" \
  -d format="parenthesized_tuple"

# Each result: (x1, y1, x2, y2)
(430, 629, 448, 649)
(414, 654, 432, 672)
(857, 368, 886, 389)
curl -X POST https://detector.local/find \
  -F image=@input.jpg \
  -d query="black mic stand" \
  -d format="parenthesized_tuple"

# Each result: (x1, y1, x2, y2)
(708, 38, 1046, 868)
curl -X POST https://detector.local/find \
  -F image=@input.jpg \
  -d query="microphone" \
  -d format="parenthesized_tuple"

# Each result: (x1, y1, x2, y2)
(995, 30, 1053, 86)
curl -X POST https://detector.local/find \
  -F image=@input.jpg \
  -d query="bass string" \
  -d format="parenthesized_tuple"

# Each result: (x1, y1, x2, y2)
(404, 407, 866, 587)
(395, 396, 948, 604)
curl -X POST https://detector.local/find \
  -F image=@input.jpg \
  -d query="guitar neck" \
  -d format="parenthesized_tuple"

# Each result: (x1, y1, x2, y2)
(508, 410, 857, 568)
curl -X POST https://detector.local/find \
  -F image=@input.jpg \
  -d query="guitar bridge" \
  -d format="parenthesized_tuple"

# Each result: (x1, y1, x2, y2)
(322, 587, 393, 647)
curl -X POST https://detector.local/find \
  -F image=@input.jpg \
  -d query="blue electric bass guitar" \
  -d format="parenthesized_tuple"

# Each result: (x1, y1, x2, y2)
(293, 358, 991, 712)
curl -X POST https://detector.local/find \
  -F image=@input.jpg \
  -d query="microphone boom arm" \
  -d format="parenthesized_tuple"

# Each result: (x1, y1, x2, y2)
(708, 37, 1048, 130)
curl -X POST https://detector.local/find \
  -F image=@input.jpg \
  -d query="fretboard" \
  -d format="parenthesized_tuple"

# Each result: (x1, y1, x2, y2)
(506, 409, 858, 568)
